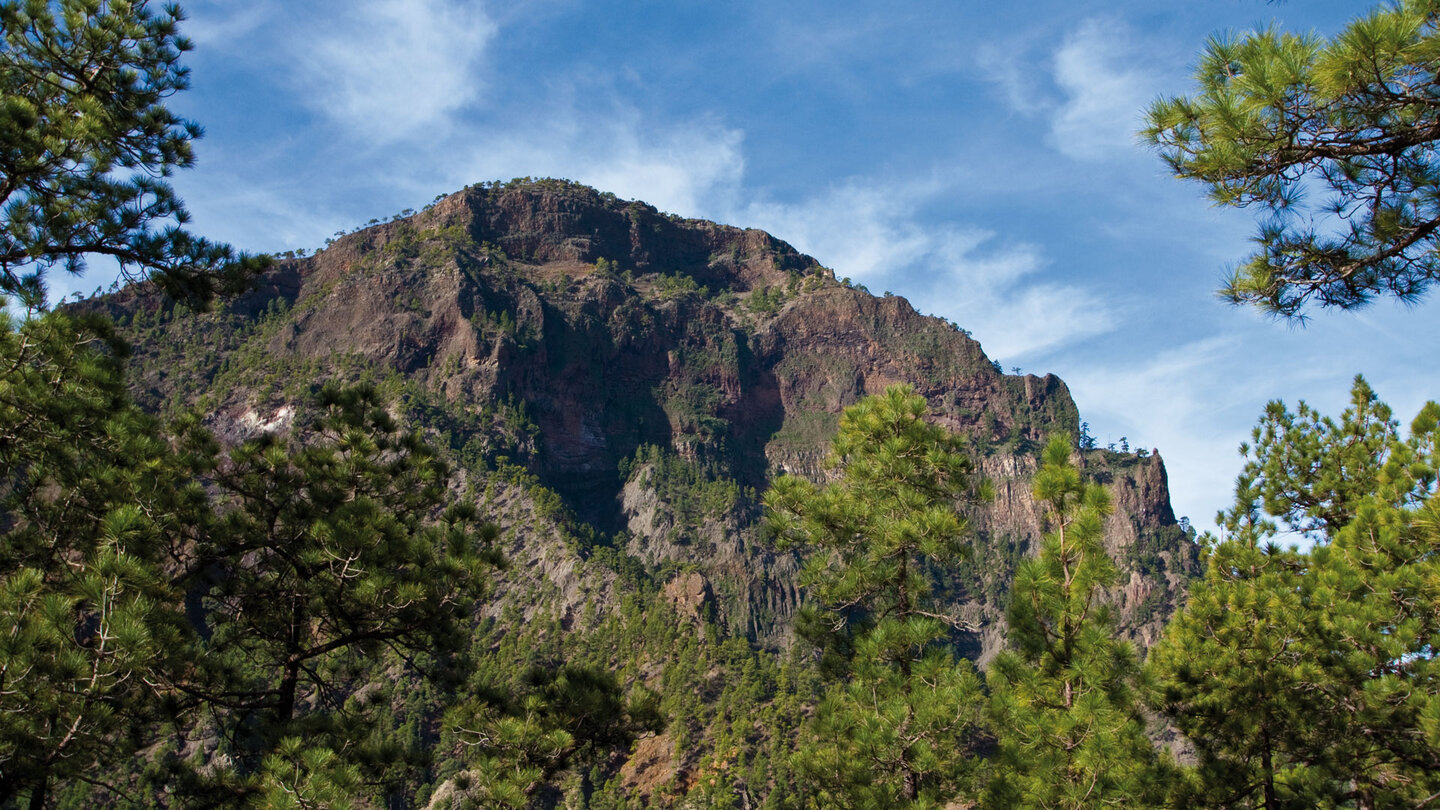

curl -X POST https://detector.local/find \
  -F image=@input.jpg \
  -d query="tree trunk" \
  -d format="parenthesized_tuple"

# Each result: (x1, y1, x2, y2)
(898, 552, 916, 802)
(901, 755, 918, 803)
(1261, 723, 1277, 810)
(275, 596, 305, 736)
(26, 772, 47, 810)
(276, 658, 301, 731)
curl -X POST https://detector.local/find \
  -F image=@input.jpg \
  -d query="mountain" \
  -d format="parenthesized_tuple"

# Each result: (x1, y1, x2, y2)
(94, 178, 1198, 805)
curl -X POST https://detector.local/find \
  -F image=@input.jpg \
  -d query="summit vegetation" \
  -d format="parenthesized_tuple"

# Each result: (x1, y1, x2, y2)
(2, 1, 1438, 809)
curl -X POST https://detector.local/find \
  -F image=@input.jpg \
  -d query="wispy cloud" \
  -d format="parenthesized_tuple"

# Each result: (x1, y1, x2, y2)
(925, 235, 1118, 360)
(436, 110, 747, 219)
(736, 179, 1118, 362)
(180, 170, 352, 255)
(180, 1, 276, 47)
(1061, 336, 1246, 532)
(564, 123, 747, 220)
(977, 17, 1172, 163)
(739, 180, 943, 279)
(974, 35, 1056, 116)
(1049, 18, 1162, 160)
(293, 0, 497, 144)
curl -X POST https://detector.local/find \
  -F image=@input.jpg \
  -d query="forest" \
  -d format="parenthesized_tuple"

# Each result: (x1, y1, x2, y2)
(2, 0, 1439, 808)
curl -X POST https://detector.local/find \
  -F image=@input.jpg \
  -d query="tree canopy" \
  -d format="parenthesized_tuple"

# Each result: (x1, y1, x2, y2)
(1149, 377, 1440, 808)
(0, 0, 265, 309)
(1146, 0, 1440, 317)
(985, 434, 1169, 809)
(179, 385, 502, 803)
(0, 309, 199, 808)
(766, 385, 990, 808)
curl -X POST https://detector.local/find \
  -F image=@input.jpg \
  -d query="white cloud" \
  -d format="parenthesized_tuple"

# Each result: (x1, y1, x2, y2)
(180, 2, 276, 47)
(977, 18, 1172, 163)
(736, 181, 1119, 362)
(975, 39, 1054, 116)
(921, 231, 1116, 360)
(438, 111, 747, 219)
(1061, 336, 1246, 534)
(295, 0, 497, 144)
(1049, 18, 1162, 161)
(569, 125, 747, 220)
(179, 170, 350, 255)
(739, 180, 943, 279)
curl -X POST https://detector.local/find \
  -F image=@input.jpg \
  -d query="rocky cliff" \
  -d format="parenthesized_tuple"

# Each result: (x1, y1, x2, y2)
(100, 178, 1197, 662)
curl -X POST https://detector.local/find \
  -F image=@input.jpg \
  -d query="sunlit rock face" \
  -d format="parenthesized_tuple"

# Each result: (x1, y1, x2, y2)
(98, 178, 1198, 657)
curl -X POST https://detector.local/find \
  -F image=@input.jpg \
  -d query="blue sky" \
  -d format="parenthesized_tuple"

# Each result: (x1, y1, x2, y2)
(68, 0, 1439, 537)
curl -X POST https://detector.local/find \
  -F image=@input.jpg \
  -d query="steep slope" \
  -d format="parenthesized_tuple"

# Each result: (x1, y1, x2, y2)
(100, 178, 1196, 661)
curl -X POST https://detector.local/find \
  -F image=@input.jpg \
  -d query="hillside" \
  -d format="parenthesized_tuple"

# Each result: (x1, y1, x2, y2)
(92, 178, 1199, 805)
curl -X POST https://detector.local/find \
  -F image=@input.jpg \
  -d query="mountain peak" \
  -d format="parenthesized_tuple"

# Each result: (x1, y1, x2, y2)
(339, 177, 832, 296)
(99, 179, 1194, 662)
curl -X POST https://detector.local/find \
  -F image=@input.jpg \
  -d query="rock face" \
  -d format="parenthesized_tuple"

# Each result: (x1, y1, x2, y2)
(100, 178, 1198, 659)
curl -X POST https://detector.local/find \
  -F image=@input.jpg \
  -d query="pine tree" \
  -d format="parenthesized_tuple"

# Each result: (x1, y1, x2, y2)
(441, 664, 651, 809)
(984, 434, 1169, 809)
(0, 0, 266, 310)
(180, 385, 502, 802)
(1146, 0, 1440, 316)
(766, 385, 990, 809)
(1149, 377, 1440, 808)
(1144, 510, 1312, 808)
(253, 738, 368, 810)
(0, 310, 203, 808)
(0, 4, 268, 791)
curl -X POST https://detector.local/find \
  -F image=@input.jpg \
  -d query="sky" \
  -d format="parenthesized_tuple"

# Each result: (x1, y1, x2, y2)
(62, 0, 1440, 537)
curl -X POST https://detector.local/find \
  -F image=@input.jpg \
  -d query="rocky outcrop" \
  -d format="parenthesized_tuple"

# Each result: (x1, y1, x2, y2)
(101, 178, 1198, 656)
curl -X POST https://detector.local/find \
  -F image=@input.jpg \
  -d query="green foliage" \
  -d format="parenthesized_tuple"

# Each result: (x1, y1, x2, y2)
(0, 0, 266, 309)
(623, 444, 743, 524)
(443, 570, 833, 809)
(592, 256, 620, 279)
(1149, 377, 1440, 808)
(936, 530, 1027, 608)
(123, 290, 310, 418)
(0, 311, 199, 807)
(2, 306, 712, 807)
(1233, 375, 1432, 538)
(1146, 0, 1440, 316)
(188, 385, 500, 785)
(1147, 537, 1313, 809)
(652, 318, 740, 455)
(766, 410, 841, 458)
(767, 385, 990, 807)
(444, 664, 658, 808)
(654, 272, 709, 300)
(748, 285, 783, 315)
(658, 379, 729, 446)
(785, 656, 986, 810)
(985, 434, 1169, 809)
(254, 738, 367, 810)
